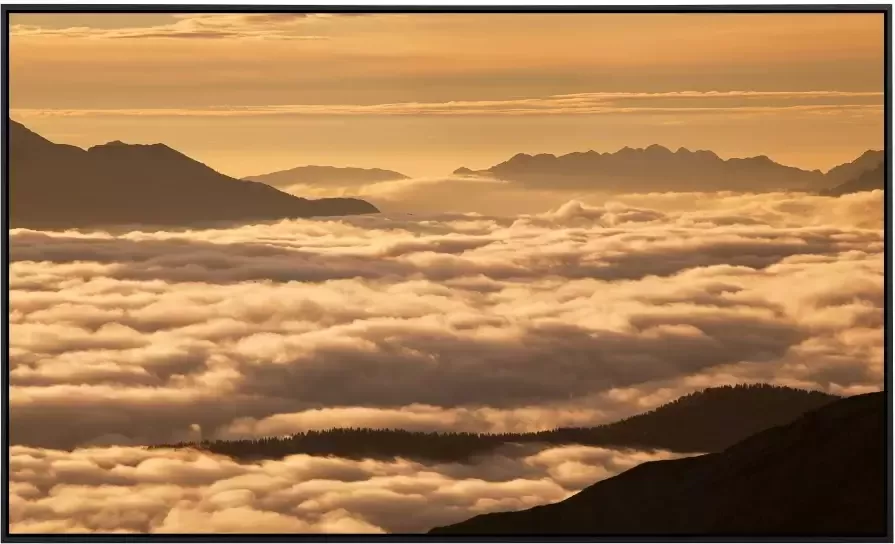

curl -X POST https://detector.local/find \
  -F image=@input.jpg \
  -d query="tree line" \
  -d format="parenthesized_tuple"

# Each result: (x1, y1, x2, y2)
(153, 384, 837, 463)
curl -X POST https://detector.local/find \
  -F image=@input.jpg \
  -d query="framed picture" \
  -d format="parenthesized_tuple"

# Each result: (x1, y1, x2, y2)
(4, 3, 891, 541)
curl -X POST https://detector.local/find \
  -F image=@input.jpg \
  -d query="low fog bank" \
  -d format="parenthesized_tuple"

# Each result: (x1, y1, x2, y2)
(273, 174, 883, 226)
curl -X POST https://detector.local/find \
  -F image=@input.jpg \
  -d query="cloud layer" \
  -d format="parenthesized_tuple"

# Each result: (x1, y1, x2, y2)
(7, 189, 883, 534)
(9, 444, 685, 533)
(9, 191, 883, 450)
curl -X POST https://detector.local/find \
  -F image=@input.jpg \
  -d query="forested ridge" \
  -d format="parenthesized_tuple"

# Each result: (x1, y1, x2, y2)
(155, 384, 838, 462)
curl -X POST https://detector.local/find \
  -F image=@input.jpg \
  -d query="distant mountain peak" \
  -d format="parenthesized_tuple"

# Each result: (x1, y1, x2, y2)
(245, 164, 408, 189)
(822, 161, 885, 197)
(823, 149, 885, 187)
(693, 149, 720, 159)
(89, 140, 176, 153)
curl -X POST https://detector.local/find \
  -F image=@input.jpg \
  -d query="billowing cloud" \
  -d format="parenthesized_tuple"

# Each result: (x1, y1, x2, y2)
(8, 444, 686, 533)
(8, 191, 883, 449)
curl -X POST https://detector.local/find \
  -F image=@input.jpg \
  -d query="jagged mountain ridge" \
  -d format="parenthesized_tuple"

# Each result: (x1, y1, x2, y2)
(454, 145, 884, 193)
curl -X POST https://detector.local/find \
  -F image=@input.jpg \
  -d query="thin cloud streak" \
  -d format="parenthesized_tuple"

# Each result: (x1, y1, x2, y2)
(9, 14, 344, 41)
(11, 90, 883, 118)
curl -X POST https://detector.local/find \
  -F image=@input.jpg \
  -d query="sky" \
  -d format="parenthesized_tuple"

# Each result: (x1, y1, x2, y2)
(8, 12, 885, 177)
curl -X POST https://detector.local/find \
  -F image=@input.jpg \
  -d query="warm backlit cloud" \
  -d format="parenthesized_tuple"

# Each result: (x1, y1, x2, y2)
(8, 444, 686, 533)
(8, 192, 883, 449)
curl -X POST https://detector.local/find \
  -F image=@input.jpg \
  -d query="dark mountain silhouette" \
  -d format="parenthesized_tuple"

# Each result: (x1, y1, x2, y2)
(548, 383, 837, 453)
(157, 384, 837, 463)
(823, 149, 884, 187)
(245, 165, 408, 188)
(8, 120, 378, 229)
(822, 162, 886, 197)
(430, 391, 887, 537)
(453, 146, 880, 193)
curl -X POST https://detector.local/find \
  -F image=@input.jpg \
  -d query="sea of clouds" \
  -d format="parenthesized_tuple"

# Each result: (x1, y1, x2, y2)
(8, 188, 884, 533)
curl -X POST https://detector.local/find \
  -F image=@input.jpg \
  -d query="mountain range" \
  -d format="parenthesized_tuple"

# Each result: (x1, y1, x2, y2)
(244, 165, 408, 188)
(161, 384, 838, 463)
(430, 391, 888, 536)
(8, 120, 378, 229)
(454, 146, 885, 194)
(8, 119, 885, 230)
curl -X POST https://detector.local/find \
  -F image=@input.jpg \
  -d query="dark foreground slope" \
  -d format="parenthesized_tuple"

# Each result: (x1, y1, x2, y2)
(430, 391, 888, 537)
(545, 383, 836, 453)
(8, 120, 378, 229)
(162, 385, 837, 463)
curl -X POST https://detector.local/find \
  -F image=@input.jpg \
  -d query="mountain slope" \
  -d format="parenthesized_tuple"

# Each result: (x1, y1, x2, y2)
(822, 162, 886, 197)
(538, 383, 837, 452)
(161, 384, 838, 463)
(8, 120, 379, 229)
(430, 391, 888, 536)
(453, 145, 828, 192)
(245, 165, 407, 188)
(823, 149, 884, 187)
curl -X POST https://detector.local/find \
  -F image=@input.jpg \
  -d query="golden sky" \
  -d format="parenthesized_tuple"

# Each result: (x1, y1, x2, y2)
(9, 12, 885, 177)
